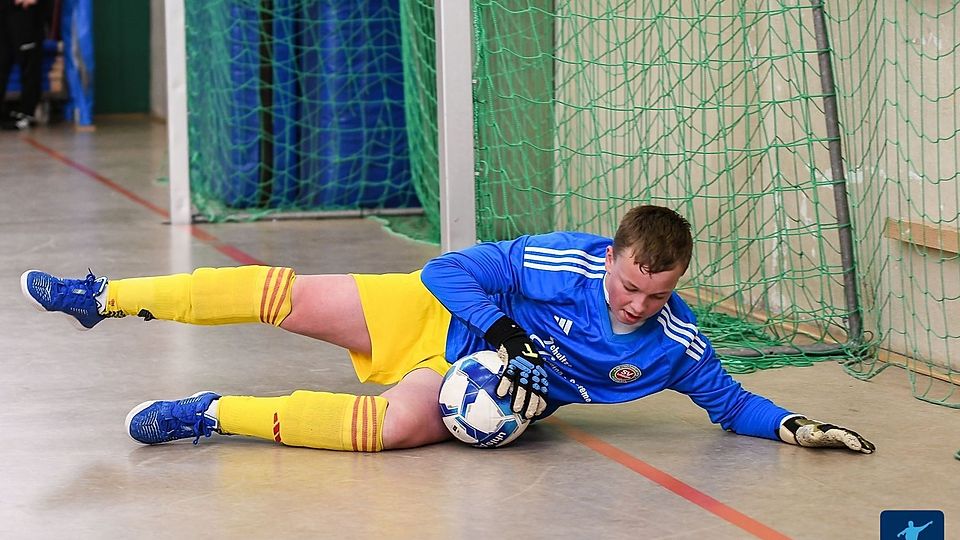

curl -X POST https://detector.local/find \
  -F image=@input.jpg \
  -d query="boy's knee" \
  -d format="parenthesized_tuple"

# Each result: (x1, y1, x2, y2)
(381, 396, 450, 450)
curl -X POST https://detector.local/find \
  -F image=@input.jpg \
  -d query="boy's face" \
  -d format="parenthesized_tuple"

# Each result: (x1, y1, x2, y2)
(604, 246, 684, 326)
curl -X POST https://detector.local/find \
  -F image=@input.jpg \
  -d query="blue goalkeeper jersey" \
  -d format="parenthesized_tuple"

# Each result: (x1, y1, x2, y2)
(420, 231, 792, 441)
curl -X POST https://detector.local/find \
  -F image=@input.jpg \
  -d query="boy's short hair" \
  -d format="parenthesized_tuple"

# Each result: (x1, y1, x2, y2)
(612, 205, 693, 274)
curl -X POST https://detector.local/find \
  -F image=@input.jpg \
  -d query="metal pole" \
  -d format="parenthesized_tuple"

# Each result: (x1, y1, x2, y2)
(810, 0, 864, 345)
(435, 0, 477, 252)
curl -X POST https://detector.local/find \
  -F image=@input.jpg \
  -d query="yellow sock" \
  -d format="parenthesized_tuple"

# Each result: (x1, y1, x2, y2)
(218, 392, 387, 452)
(105, 266, 295, 326)
(216, 396, 287, 441)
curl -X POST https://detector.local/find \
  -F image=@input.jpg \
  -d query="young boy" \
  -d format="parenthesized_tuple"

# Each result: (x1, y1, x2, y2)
(21, 205, 874, 454)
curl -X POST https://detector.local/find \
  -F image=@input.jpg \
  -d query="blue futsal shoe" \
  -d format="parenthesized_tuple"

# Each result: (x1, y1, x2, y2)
(20, 270, 109, 330)
(126, 391, 221, 445)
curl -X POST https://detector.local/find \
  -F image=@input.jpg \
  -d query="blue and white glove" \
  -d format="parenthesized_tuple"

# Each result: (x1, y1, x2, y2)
(485, 316, 549, 419)
(779, 415, 875, 454)
(496, 350, 549, 419)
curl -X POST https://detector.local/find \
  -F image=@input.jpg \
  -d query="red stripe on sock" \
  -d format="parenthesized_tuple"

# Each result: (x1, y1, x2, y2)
(269, 269, 293, 325)
(273, 412, 282, 443)
(370, 397, 379, 451)
(264, 268, 286, 325)
(351, 397, 361, 451)
(259, 268, 277, 323)
(361, 397, 370, 452)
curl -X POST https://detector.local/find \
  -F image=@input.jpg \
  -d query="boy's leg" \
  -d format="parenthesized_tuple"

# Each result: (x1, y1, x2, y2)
(105, 266, 296, 326)
(112, 270, 373, 354)
(22, 267, 372, 354)
(278, 274, 372, 356)
(38, 268, 449, 449)
(218, 368, 448, 450)
(21, 267, 293, 329)
(127, 368, 450, 451)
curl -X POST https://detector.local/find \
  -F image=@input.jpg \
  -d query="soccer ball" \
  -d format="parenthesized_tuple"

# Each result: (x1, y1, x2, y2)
(438, 350, 530, 448)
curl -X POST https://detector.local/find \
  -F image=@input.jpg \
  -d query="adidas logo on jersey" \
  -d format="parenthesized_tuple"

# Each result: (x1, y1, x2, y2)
(554, 315, 573, 335)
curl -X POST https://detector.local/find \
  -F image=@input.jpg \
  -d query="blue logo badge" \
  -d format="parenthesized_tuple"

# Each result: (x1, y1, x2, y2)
(880, 510, 944, 540)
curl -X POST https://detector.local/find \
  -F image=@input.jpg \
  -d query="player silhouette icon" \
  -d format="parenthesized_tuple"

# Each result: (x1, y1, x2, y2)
(897, 520, 934, 540)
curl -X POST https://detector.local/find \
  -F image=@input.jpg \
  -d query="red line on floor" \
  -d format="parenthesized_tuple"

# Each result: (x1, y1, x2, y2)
(548, 418, 792, 540)
(24, 137, 171, 218)
(24, 137, 266, 266)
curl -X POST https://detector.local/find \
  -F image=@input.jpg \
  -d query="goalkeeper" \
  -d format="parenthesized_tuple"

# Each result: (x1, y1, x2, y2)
(20, 205, 875, 454)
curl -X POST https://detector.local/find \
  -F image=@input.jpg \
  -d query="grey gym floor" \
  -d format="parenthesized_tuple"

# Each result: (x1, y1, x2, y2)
(1, 118, 958, 540)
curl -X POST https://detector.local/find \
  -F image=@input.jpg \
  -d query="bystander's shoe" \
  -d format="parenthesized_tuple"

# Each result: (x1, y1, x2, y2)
(1, 112, 33, 131)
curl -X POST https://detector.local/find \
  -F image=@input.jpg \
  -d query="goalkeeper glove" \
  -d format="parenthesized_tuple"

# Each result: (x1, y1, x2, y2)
(484, 316, 549, 419)
(779, 415, 875, 454)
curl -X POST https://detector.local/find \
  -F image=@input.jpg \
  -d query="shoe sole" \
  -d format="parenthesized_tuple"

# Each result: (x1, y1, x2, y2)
(20, 270, 94, 332)
(125, 391, 217, 445)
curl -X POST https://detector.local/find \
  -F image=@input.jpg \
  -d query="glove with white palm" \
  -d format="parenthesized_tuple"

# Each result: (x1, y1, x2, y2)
(779, 415, 875, 454)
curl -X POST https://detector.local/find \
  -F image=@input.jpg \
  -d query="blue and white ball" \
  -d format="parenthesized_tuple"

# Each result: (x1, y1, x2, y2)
(438, 350, 530, 448)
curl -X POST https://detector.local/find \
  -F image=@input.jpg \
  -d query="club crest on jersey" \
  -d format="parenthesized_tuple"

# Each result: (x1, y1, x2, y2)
(609, 364, 641, 383)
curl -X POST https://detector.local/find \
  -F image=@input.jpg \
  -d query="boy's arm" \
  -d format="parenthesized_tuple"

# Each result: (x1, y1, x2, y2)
(420, 239, 523, 337)
(668, 345, 792, 440)
(669, 338, 875, 453)
(421, 238, 548, 419)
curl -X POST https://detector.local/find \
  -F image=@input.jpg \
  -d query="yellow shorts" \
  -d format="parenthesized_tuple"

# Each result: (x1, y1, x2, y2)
(347, 271, 452, 385)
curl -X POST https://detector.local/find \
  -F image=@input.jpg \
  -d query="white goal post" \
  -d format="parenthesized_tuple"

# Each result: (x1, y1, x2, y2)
(434, 0, 477, 252)
(165, 0, 191, 225)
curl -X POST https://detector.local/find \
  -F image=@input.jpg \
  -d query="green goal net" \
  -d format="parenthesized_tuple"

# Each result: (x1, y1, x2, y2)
(468, 0, 860, 373)
(184, 0, 422, 221)
(402, 1, 958, 405)
(828, 1, 959, 406)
